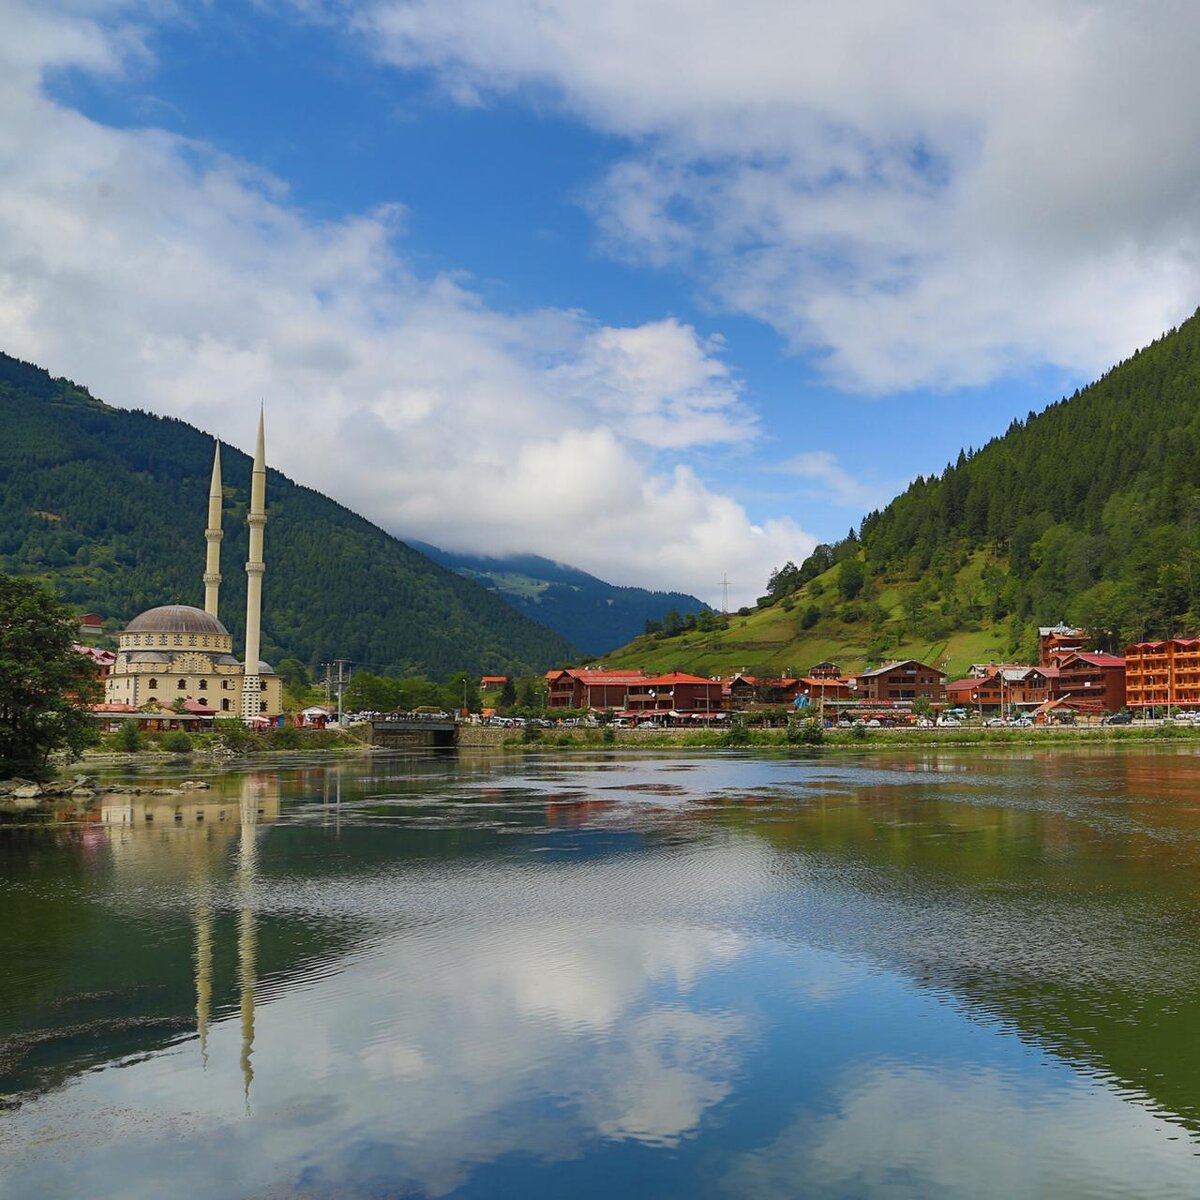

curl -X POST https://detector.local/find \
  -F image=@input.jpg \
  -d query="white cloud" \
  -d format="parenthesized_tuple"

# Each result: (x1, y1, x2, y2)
(725, 1061, 1200, 1198)
(352, 0, 1200, 392)
(0, 0, 812, 607)
(771, 450, 888, 511)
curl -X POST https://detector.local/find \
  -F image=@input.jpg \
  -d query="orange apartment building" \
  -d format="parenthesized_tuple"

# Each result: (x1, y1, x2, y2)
(1123, 639, 1200, 710)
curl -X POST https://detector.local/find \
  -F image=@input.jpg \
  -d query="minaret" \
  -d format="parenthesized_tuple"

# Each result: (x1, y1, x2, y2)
(241, 410, 266, 720)
(204, 441, 223, 618)
(237, 779, 259, 1105)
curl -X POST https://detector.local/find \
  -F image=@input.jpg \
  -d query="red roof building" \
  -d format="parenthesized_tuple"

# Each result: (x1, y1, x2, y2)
(625, 673, 723, 713)
(544, 668, 648, 709)
(1054, 652, 1126, 713)
(853, 660, 945, 703)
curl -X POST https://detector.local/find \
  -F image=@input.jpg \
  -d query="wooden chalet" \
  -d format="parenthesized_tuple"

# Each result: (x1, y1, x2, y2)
(544, 668, 648, 710)
(1053, 652, 1126, 713)
(625, 673, 723, 713)
(853, 660, 945, 703)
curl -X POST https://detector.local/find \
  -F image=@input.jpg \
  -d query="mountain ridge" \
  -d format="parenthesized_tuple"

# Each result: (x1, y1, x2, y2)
(0, 351, 579, 679)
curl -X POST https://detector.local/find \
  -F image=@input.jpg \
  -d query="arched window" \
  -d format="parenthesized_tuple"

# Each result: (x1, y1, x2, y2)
(221, 699, 231, 711)
(177, 679, 186, 690)
(260, 679, 267, 691)
(198, 679, 208, 691)
(148, 678, 158, 689)
(188, 635, 196, 646)
(259, 701, 267, 713)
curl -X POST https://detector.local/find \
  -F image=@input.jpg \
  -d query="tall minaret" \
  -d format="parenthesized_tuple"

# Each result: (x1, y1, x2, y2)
(240, 410, 267, 720)
(203, 441, 223, 618)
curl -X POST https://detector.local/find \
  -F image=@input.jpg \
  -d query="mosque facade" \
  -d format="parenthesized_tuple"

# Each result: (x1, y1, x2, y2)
(103, 414, 284, 719)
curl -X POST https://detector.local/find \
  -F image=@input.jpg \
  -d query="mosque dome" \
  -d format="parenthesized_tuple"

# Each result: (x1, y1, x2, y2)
(124, 605, 230, 637)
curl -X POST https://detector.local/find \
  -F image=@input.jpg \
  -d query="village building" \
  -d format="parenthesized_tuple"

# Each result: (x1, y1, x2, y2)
(724, 673, 802, 709)
(480, 675, 508, 691)
(945, 664, 1057, 714)
(102, 419, 283, 720)
(795, 675, 855, 706)
(1053, 651, 1126, 714)
(1123, 639, 1200, 710)
(544, 668, 648, 709)
(1039, 623, 1087, 665)
(807, 661, 843, 679)
(852, 660, 946, 704)
(625, 673, 723, 714)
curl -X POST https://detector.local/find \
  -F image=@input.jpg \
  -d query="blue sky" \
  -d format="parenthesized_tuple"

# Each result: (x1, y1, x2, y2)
(4, 2, 1198, 604)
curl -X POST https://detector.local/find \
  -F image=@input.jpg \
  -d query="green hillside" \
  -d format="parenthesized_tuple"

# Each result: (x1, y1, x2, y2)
(0, 352, 578, 678)
(609, 311, 1200, 679)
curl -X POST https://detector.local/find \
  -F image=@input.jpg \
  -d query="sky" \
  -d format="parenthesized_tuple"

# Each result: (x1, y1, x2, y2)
(2, 2, 1199, 607)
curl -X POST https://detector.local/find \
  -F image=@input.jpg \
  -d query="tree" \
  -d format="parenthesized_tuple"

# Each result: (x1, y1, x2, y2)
(838, 557, 866, 601)
(0, 575, 100, 780)
(499, 678, 517, 707)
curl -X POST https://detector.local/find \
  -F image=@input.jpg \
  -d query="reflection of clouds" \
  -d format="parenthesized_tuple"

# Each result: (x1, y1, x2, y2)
(727, 1061, 1200, 1199)
(0, 843, 760, 1200)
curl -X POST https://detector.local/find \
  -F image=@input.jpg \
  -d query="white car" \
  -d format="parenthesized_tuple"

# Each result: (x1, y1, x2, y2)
(937, 717, 962, 727)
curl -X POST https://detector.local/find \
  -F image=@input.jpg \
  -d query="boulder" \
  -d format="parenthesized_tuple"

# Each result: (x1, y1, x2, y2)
(12, 784, 42, 800)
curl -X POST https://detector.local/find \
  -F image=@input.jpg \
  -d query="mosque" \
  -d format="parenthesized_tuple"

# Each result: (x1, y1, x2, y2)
(103, 413, 284, 719)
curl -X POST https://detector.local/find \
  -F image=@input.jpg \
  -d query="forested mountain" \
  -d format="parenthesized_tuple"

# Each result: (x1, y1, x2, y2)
(0, 352, 578, 678)
(607, 310, 1200, 678)
(411, 542, 705, 655)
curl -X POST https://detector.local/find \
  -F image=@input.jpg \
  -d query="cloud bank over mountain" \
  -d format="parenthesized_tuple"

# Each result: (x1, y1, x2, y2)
(0, 1, 811, 607)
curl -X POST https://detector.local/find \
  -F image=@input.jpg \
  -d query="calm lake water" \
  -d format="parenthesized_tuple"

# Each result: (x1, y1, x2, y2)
(4, 747, 1200, 1198)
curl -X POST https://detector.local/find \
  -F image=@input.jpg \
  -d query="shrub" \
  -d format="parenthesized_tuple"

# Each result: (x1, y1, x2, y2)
(161, 730, 193, 754)
(215, 718, 253, 753)
(602, 726, 616, 745)
(522, 722, 542, 743)
(115, 721, 142, 752)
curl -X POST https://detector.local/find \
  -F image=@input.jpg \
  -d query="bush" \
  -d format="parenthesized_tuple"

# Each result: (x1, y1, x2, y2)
(215, 717, 253, 753)
(724, 720, 750, 747)
(115, 721, 142, 752)
(161, 730, 193, 754)
(522, 722, 543, 743)
(789, 718, 824, 746)
(602, 726, 616, 745)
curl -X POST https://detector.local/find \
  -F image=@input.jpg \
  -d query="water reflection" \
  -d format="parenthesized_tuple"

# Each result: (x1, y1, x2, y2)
(3, 749, 1200, 1198)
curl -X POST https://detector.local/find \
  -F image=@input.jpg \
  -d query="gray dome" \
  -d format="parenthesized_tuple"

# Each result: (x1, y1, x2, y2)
(124, 605, 229, 636)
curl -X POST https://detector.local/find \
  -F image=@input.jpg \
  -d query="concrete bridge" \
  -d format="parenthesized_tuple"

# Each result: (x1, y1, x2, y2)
(368, 716, 458, 750)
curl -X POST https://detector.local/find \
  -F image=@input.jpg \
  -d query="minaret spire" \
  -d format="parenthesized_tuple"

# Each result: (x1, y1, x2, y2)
(203, 441, 223, 618)
(241, 408, 267, 720)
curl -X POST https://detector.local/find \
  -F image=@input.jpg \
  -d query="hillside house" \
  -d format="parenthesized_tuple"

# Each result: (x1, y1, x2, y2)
(853, 660, 945, 703)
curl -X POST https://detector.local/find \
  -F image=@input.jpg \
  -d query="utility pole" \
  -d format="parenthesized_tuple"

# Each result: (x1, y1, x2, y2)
(719, 574, 732, 614)
(325, 658, 349, 726)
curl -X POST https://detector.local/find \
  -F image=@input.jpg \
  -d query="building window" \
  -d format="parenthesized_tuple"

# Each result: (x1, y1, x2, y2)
(222, 699, 231, 712)
(174, 635, 183, 646)
(148, 678, 158, 689)
(259, 701, 267, 713)
(199, 679, 208, 691)
(177, 679, 186, 690)
(188, 635, 196, 646)
(260, 679, 267, 691)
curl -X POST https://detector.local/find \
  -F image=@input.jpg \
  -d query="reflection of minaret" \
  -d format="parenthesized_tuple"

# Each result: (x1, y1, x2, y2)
(204, 441, 223, 619)
(237, 780, 259, 1104)
(194, 890, 213, 1068)
(241, 410, 267, 720)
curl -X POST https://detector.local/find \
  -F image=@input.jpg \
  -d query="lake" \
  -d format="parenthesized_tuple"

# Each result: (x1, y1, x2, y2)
(3, 747, 1200, 1198)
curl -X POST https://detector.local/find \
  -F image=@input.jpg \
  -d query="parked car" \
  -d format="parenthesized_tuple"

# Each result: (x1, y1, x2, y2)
(937, 717, 962, 727)
(866, 719, 881, 728)
(1012, 717, 1034, 727)
(1103, 711, 1133, 725)
(984, 717, 1006, 727)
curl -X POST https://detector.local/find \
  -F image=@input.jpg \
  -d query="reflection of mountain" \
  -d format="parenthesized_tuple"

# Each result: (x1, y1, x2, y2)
(715, 748, 1200, 1133)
